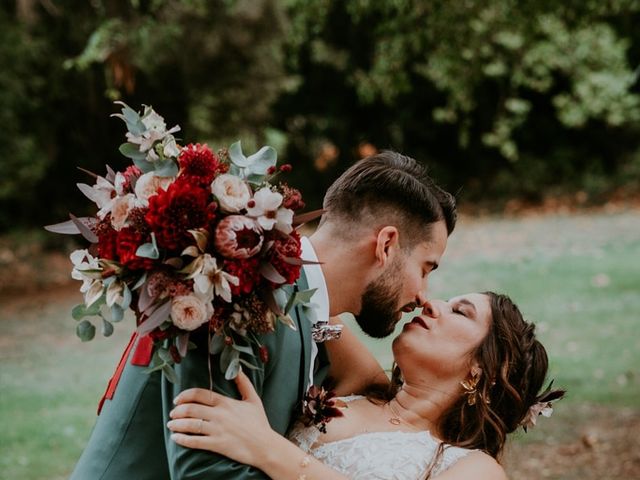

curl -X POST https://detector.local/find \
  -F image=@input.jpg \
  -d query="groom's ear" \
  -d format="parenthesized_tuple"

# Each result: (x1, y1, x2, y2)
(374, 226, 400, 268)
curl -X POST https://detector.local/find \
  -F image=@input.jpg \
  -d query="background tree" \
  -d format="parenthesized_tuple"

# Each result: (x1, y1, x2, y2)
(1, 0, 639, 231)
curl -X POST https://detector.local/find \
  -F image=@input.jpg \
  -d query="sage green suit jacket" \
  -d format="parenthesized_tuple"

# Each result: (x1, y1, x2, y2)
(70, 273, 328, 480)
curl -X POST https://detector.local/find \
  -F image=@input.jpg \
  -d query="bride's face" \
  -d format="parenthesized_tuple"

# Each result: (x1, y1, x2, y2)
(392, 293, 492, 380)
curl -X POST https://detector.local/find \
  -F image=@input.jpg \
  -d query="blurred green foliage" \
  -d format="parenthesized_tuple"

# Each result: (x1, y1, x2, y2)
(1, 0, 639, 230)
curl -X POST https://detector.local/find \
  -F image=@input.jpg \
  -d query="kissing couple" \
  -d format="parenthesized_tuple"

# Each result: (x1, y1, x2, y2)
(71, 151, 563, 479)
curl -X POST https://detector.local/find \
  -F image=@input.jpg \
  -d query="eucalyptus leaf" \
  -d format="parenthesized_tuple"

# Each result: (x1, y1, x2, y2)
(44, 219, 82, 235)
(70, 213, 98, 243)
(177, 333, 189, 358)
(132, 273, 148, 291)
(225, 357, 241, 380)
(162, 364, 179, 384)
(138, 280, 154, 313)
(285, 288, 317, 314)
(102, 318, 114, 337)
(158, 347, 173, 364)
(112, 101, 145, 135)
(143, 362, 165, 374)
(72, 302, 102, 320)
(137, 301, 171, 336)
(231, 343, 256, 356)
(132, 158, 155, 174)
(136, 233, 160, 259)
(260, 263, 286, 284)
(76, 320, 96, 342)
(246, 146, 277, 175)
(121, 283, 132, 311)
(153, 159, 179, 177)
(228, 141, 249, 167)
(119, 143, 146, 161)
(110, 304, 124, 323)
(209, 334, 225, 355)
(277, 314, 297, 330)
(239, 358, 260, 370)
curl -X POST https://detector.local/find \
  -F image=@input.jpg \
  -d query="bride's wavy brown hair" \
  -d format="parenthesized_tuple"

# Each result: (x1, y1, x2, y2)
(367, 292, 563, 476)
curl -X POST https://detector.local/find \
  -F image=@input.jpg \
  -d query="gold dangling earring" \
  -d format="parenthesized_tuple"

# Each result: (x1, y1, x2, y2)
(460, 367, 482, 406)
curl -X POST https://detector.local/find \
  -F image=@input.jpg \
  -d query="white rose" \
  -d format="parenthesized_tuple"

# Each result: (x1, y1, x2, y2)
(134, 172, 174, 206)
(211, 174, 251, 213)
(170, 294, 212, 331)
(110, 193, 137, 231)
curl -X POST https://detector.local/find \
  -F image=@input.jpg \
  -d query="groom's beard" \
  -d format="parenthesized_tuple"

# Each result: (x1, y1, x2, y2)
(354, 258, 405, 338)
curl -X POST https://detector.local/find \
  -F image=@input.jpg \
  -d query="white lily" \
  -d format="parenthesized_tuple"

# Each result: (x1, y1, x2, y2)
(188, 253, 239, 303)
(126, 107, 181, 154)
(77, 175, 116, 219)
(70, 250, 101, 291)
(70, 249, 104, 306)
(247, 187, 293, 233)
(106, 279, 125, 307)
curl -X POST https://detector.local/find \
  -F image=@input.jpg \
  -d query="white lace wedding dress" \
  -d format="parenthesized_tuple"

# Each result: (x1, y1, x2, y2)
(288, 396, 473, 479)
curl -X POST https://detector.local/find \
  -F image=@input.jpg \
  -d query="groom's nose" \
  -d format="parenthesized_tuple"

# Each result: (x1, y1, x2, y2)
(421, 300, 440, 318)
(416, 291, 428, 308)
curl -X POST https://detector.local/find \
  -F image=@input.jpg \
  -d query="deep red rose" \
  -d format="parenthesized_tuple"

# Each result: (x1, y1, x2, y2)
(97, 218, 118, 261)
(178, 143, 223, 187)
(268, 230, 302, 285)
(145, 180, 215, 252)
(223, 256, 262, 296)
(116, 227, 155, 270)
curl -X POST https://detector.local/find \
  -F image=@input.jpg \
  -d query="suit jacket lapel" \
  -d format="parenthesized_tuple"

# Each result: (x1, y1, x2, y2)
(293, 269, 313, 397)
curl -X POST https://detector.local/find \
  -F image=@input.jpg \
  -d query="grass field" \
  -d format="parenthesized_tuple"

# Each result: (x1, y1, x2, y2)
(1, 209, 639, 479)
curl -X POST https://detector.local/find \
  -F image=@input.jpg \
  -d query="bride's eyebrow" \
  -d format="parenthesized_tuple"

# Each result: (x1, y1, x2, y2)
(457, 299, 477, 316)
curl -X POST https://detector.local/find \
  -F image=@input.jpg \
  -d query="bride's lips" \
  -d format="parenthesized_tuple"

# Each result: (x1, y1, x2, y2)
(408, 316, 430, 330)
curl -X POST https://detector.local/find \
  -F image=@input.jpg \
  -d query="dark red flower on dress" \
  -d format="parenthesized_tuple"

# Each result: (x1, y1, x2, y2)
(145, 181, 215, 251)
(268, 230, 302, 285)
(223, 256, 262, 296)
(302, 386, 345, 433)
(116, 227, 155, 270)
(178, 143, 223, 187)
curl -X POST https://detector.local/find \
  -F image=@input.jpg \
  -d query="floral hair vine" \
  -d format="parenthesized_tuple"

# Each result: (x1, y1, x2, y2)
(519, 380, 566, 432)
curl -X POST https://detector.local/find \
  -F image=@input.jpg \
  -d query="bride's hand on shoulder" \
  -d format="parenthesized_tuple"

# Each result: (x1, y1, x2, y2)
(167, 370, 277, 466)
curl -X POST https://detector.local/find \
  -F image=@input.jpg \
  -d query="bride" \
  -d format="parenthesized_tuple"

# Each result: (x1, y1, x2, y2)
(167, 292, 564, 479)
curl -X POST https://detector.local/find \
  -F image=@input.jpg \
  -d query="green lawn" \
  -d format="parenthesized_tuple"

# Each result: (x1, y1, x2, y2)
(1, 210, 639, 479)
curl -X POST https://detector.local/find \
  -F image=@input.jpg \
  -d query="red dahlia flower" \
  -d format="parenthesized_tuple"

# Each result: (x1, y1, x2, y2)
(223, 256, 262, 296)
(268, 230, 302, 285)
(116, 227, 155, 270)
(178, 143, 224, 187)
(145, 180, 215, 251)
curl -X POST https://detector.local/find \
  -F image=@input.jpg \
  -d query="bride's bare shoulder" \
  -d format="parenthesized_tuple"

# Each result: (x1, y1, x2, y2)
(433, 451, 507, 480)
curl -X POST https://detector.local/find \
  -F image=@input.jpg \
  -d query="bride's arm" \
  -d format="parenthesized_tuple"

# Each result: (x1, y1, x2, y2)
(325, 316, 389, 395)
(168, 372, 349, 480)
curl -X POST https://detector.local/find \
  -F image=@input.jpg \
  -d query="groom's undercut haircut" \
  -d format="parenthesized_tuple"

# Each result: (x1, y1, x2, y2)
(322, 151, 456, 248)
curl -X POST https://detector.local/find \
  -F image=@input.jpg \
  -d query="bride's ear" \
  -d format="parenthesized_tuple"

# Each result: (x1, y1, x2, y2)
(374, 226, 400, 268)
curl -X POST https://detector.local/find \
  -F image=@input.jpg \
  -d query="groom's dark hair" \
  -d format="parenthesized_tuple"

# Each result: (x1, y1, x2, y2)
(321, 151, 456, 247)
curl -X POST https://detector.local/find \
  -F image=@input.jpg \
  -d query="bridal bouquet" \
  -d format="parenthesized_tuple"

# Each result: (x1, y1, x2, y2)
(47, 102, 314, 381)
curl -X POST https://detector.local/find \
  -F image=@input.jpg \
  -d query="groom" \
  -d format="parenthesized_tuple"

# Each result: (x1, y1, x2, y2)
(70, 150, 456, 479)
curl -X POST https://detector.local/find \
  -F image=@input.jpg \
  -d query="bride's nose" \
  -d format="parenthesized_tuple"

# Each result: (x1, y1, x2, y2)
(421, 300, 440, 318)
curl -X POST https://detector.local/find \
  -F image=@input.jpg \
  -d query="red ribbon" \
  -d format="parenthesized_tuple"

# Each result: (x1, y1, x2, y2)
(97, 332, 154, 415)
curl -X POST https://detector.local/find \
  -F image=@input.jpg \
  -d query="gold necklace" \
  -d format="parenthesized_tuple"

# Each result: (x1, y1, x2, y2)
(387, 399, 415, 429)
